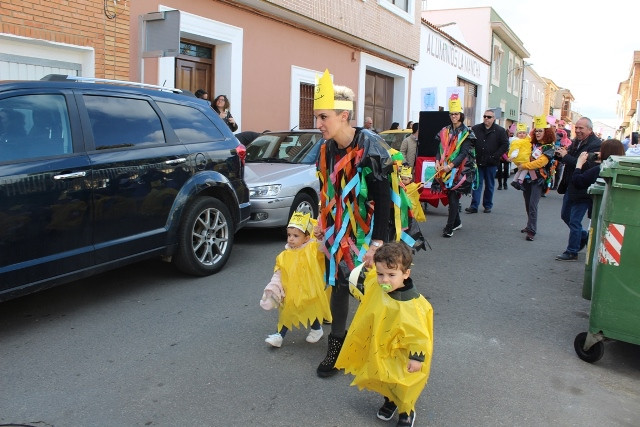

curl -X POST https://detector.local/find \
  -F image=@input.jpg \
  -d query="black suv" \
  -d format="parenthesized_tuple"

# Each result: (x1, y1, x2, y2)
(0, 76, 250, 301)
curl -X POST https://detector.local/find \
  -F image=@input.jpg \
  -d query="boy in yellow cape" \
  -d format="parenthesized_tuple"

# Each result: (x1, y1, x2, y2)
(335, 242, 433, 427)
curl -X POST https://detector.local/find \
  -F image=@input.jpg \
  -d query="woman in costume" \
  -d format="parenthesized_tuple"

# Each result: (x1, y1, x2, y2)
(433, 97, 476, 238)
(518, 117, 557, 241)
(313, 69, 420, 378)
(259, 212, 331, 348)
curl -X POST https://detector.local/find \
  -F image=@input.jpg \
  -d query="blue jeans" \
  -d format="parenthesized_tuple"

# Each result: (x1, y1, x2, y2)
(560, 193, 590, 255)
(470, 165, 497, 210)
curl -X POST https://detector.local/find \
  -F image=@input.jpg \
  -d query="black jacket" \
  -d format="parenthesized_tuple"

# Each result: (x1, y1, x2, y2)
(560, 133, 601, 201)
(471, 123, 509, 167)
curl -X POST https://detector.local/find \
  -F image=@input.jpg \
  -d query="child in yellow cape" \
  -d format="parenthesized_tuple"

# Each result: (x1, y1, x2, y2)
(399, 165, 426, 222)
(335, 242, 433, 427)
(259, 212, 332, 347)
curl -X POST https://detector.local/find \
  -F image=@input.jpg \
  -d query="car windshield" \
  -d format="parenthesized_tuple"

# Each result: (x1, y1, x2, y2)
(245, 132, 321, 164)
(380, 132, 409, 149)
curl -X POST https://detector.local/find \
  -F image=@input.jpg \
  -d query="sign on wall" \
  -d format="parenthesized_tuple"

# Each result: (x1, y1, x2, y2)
(421, 87, 438, 111)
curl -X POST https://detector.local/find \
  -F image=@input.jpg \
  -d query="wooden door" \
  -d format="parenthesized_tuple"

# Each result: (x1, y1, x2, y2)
(175, 58, 212, 95)
(364, 71, 394, 132)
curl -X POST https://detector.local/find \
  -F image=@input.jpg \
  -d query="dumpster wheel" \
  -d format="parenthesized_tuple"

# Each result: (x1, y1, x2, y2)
(574, 332, 604, 363)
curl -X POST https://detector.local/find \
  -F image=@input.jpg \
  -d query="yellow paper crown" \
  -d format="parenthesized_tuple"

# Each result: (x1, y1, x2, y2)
(448, 98, 463, 113)
(400, 166, 413, 178)
(314, 69, 353, 111)
(516, 122, 527, 132)
(534, 115, 549, 129)
(288, 211, 313, 234)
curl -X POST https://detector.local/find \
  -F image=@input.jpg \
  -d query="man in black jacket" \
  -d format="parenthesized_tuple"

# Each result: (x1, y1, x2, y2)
(465, 110, 509, 213)
(554, 117, 601, 261)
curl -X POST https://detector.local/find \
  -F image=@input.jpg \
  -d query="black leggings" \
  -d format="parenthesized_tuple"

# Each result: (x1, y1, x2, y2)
(329, 282, 350, 338)
(496, 162, 510, 184)
(279, 318, 321, 337)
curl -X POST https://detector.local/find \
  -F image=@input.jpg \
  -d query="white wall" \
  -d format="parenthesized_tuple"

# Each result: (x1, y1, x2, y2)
(411, 25, 490, 125)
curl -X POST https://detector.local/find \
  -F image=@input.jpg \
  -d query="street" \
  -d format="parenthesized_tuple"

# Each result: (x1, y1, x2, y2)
(1, 186, 639, 426)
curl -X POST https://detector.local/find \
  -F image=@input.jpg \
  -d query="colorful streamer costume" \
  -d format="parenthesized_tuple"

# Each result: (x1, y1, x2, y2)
(433, 125, 476, 195)
(335, 267, 433, 414)
(317, 129, 419, 286)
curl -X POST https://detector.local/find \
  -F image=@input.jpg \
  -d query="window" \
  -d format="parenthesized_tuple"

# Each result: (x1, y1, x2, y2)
(378, 0, 414, 21)
(299, 83, 315, 129)
(385, 0, 408, 11)
(491, 41, 503, 86)
(507, 54, 514, 93)
(157, 102, 225, 143)
(84, 96, 165, 149)
(0, 94, 72, 162)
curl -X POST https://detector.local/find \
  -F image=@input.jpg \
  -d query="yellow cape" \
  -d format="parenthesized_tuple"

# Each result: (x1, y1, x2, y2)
(275, 242, 332, 331)
(335, 269, 433, 414)
(403, 182, 426, 222)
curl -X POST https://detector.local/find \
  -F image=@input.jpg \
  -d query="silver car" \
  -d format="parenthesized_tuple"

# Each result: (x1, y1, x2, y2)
(244, 130, 322, 228)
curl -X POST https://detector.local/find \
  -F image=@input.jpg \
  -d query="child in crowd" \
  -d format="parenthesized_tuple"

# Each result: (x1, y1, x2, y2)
(259, 212, 331, 347)
(399, 165, 426, 222)
(335, 242, 433, 427)
(508, 124, 532, 190)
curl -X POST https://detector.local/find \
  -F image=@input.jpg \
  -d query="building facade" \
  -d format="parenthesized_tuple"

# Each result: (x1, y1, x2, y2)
(0, 0, 130, 80)
(130, 0, 422, 133)
(423, 7, 529, 130)
(616, 50, 640, 139)
(519, 65, 547, 128)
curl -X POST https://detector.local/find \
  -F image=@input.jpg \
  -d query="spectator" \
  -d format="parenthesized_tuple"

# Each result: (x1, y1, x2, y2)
(400, 122, 419, 168)
(194, 89, 209, 100)
(466, 110, 509, 214)
(406, 120, 414, 130)
(389, 122, 400, 130)
(363, 116, 375, 132)
(213, 94, 238, 132)
(626, 132, 640, 156)
(554, 117, 601, 261)
(516, 126, 556, 241)
(573, 139, 625, 191)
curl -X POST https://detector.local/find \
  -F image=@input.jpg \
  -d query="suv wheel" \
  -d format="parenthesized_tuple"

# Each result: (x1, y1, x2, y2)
(174, 197, 234, 276)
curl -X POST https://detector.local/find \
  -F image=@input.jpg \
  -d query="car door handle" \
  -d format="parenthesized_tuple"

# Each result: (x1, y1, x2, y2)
(165, 158, 187, 165)
(53, 171, 88, 180)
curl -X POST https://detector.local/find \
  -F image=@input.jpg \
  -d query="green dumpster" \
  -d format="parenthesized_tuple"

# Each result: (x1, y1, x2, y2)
(574, 155, 640, 363)
(581, 178, 606, 300)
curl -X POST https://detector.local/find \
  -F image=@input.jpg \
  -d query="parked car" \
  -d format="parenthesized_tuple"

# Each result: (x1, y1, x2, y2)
(0, 75, 250, 301)
(244, 130, 322, 228)
(380, 129, 412, 151)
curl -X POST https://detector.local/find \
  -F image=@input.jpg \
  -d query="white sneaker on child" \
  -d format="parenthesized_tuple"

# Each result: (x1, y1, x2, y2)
(306, 328, 324, 343)
(265, 333, 283, 347)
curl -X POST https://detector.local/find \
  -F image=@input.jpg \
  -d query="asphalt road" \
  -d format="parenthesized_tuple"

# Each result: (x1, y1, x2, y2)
(1, 186, 639, 426)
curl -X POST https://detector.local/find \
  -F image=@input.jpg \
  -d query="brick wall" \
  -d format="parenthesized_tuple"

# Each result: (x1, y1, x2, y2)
(263, 0, 420, 62)
(0, 0, 130, 79)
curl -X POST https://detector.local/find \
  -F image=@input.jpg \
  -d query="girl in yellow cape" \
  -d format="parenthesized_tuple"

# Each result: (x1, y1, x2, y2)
(335, 242, 433, 427)
(259, 212, 332, 347)
(399, 165, 426, 222)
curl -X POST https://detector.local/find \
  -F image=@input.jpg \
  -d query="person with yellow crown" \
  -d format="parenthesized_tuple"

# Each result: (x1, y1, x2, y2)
(312, 69, 424, 378)
(399, 165, 426, 222)
(259, 211, 332, 348)
(433, 96, 477, 237)
(508, 122, 533, 190)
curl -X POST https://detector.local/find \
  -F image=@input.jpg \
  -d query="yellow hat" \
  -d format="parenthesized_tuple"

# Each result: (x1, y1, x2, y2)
(516, 122, 528, 132)
(448, 97, 463, 113)
(288, 211, 313, 234)
(314, 69, 353, 111)
(400, 165, 413, 178)
(534, 115, 549, 129)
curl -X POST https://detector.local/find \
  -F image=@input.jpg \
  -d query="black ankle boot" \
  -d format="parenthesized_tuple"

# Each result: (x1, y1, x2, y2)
(316, 333, 345, 378)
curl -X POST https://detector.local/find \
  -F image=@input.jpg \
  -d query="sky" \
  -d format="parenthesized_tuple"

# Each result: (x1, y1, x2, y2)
(425, 0, 639, 127)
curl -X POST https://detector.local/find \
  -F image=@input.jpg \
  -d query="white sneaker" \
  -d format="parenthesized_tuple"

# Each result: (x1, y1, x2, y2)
(265, 333, 283, 347)
(306, 327, 324, 343)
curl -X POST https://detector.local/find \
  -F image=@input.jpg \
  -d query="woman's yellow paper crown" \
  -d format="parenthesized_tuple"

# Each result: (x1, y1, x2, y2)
(288, 211, 314, 234)
(314, 69, 353, 111)
(533, 115, 549, 129)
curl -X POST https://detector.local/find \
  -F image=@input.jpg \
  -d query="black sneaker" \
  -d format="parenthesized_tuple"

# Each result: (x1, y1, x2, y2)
(510, 181, 522, 190)
(377, 398, 397, 421)
(452, 222, 462, 231)
(464, 207, 478, 214)
(442, 226, 453, 238)
(556, 252, 578, 261)
(397, 410, 415, 427)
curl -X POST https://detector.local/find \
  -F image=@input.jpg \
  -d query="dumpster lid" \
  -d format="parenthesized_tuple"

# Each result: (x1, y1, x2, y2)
(599, 155, 640, 177)
(587, 178, 606, 194)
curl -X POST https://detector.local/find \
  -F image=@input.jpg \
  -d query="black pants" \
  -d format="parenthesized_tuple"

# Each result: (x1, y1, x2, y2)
(447, 190, 461, 228)
(496, 162, 510, 186)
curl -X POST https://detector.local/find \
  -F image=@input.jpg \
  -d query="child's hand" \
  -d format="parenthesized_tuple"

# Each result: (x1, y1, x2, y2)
(407, 359, 422, 373)
(313, 225, 324, 240)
